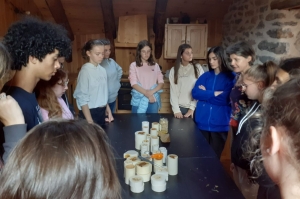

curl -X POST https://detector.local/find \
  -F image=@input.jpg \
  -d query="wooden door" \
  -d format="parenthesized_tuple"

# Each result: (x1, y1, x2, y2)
(186, 25, 207, 59)
(164, 25, 186, 59)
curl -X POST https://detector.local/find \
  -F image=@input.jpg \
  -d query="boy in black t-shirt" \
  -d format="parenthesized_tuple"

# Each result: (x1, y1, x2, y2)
(1, 17, 71, 162)
(2, 17, 71, 131)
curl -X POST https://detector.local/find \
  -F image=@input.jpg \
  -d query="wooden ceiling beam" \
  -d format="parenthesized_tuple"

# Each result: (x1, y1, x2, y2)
(99, 0, 117, 59)
(153, 0, 168, 59)
(45, 0, 74, 41)
(271, 0, 300, 10)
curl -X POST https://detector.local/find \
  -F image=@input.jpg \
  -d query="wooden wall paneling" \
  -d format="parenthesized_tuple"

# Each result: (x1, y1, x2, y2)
(33, 0, 55, 22)
(115, 47, 136, 75)
(113, 0, 156, 18)
(61, 0, 104, 35)
(45, 0, 74, 40)
(0, 0, 43, 37)
(117, 15, 148, 44)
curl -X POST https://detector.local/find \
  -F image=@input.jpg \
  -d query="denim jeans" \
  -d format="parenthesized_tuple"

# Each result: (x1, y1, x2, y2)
(131, 102, 159, 113)
(109, 101, 116, 113)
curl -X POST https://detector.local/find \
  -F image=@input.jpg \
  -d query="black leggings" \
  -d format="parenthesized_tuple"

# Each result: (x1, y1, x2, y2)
(200, 130, 228, 159)
(79, 107, 106, 127)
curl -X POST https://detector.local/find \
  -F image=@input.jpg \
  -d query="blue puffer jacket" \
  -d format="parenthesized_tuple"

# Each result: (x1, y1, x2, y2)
(131, 83, 163, 113)
(192, 71, 235, 132)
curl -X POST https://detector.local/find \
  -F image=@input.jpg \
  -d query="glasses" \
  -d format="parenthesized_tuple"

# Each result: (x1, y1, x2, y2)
(57, 79, 69, 87)
(141, 51, 151, 55)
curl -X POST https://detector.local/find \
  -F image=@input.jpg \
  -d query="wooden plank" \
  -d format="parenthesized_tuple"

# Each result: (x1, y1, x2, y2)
(118, 15, 148, 43)
(271, 0, 300, 10)
(45, 0, 74, 40)
(33, 0, 55, 22)
(99, 0, 117, 59)
(115, 43, 138, 48)
(153, 0, 168, 59)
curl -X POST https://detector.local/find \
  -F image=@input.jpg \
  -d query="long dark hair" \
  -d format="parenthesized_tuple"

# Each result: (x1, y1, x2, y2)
(174, 44, 199, 84)
(135, 40, 155, 67)
(207, 46, 231, 73)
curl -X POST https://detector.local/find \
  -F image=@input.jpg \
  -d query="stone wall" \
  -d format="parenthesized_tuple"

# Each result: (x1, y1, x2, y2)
(222, 0, 300, 64)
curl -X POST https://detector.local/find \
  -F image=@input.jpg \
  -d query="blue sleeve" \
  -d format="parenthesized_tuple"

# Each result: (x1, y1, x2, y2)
(192, 73, 215, 101)
(114, 60, 123, 81)
(209, 74, 235, 106)
(73, 68, 90, 107)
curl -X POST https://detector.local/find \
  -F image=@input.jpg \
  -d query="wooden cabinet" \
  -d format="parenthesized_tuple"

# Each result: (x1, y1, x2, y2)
(164, 24, 208, 59)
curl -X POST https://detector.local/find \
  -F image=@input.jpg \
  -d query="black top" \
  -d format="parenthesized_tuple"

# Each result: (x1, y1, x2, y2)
(231, 103, 281, 199)
(2, 86, 42, 131)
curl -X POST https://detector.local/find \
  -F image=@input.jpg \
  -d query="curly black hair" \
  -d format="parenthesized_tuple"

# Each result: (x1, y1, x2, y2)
(3, 17, 71, 70)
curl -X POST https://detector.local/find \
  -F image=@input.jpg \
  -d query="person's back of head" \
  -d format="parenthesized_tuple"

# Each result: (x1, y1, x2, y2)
(260, 77, 300, 198)
(0, 120, 121, 199)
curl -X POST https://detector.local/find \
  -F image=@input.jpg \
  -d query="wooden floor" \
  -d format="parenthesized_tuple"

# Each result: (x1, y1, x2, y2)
(220, 132, 233, 179)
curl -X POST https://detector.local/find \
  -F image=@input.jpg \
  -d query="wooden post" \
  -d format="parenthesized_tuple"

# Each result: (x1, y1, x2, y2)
(45, 0, 74, 41)
(271, 0, 300, 10)
(153, 0, 168, 59)
(99, 0, 117, 59)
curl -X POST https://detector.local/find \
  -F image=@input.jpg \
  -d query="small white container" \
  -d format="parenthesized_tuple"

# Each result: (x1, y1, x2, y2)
(159, 147, 167, 163)
(151, 174, 167, 192)
(152, 144, 159, 152)
(123, 150, 139, 158)
(153, 158, 163, 173)
(129, 175, 144, 193)
(135, 131, 147, 150)
(151, 135, 159, 152)
(138, 172, 151, 182)
(136, 161, 151, 174)
(150, 128, 158, 136)
(152, 122, 160, 130)
(142, 121, 149, 128)
(167, 154, 178, 176)
(125, 164, 136, 185)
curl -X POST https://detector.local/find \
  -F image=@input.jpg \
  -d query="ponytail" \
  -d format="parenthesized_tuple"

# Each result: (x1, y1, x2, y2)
(244, 61, 278, 87)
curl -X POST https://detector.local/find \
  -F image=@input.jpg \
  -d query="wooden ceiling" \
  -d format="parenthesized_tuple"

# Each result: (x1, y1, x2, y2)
(33, 0, 233, 35)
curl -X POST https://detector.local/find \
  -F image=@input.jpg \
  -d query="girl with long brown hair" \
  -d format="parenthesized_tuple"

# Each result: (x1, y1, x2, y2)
(169, 44, 204, 118)
(36, 69, 74, 120)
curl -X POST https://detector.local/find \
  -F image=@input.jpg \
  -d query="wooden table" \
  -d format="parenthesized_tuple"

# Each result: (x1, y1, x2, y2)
(104, 114, 244, 199)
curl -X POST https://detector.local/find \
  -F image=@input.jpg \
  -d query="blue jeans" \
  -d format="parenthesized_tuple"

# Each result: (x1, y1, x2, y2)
(109, 101, 116, 113)
(132, 102, 159, 113)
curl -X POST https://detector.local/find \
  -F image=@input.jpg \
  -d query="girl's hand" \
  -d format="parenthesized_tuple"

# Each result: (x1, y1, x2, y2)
(105, 112, 114, 123)
(87, 119, 94, 124)
(199, 85, 206, 90)
(184, 109, 194, 118)
(105, 105, 114, 122)
(148, 95, 156, 103)
(0, 94, 25, 126)
(145, 90, 154, 98)
(214, 91, 223, 96)
(174, 112, 183, 118)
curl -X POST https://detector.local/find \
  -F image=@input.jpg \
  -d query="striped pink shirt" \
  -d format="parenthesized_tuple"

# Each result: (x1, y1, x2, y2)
(128, 62, 164, 90)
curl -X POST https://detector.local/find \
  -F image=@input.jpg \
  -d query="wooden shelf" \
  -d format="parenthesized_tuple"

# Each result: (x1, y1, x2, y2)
(115, 42, 138, 48)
